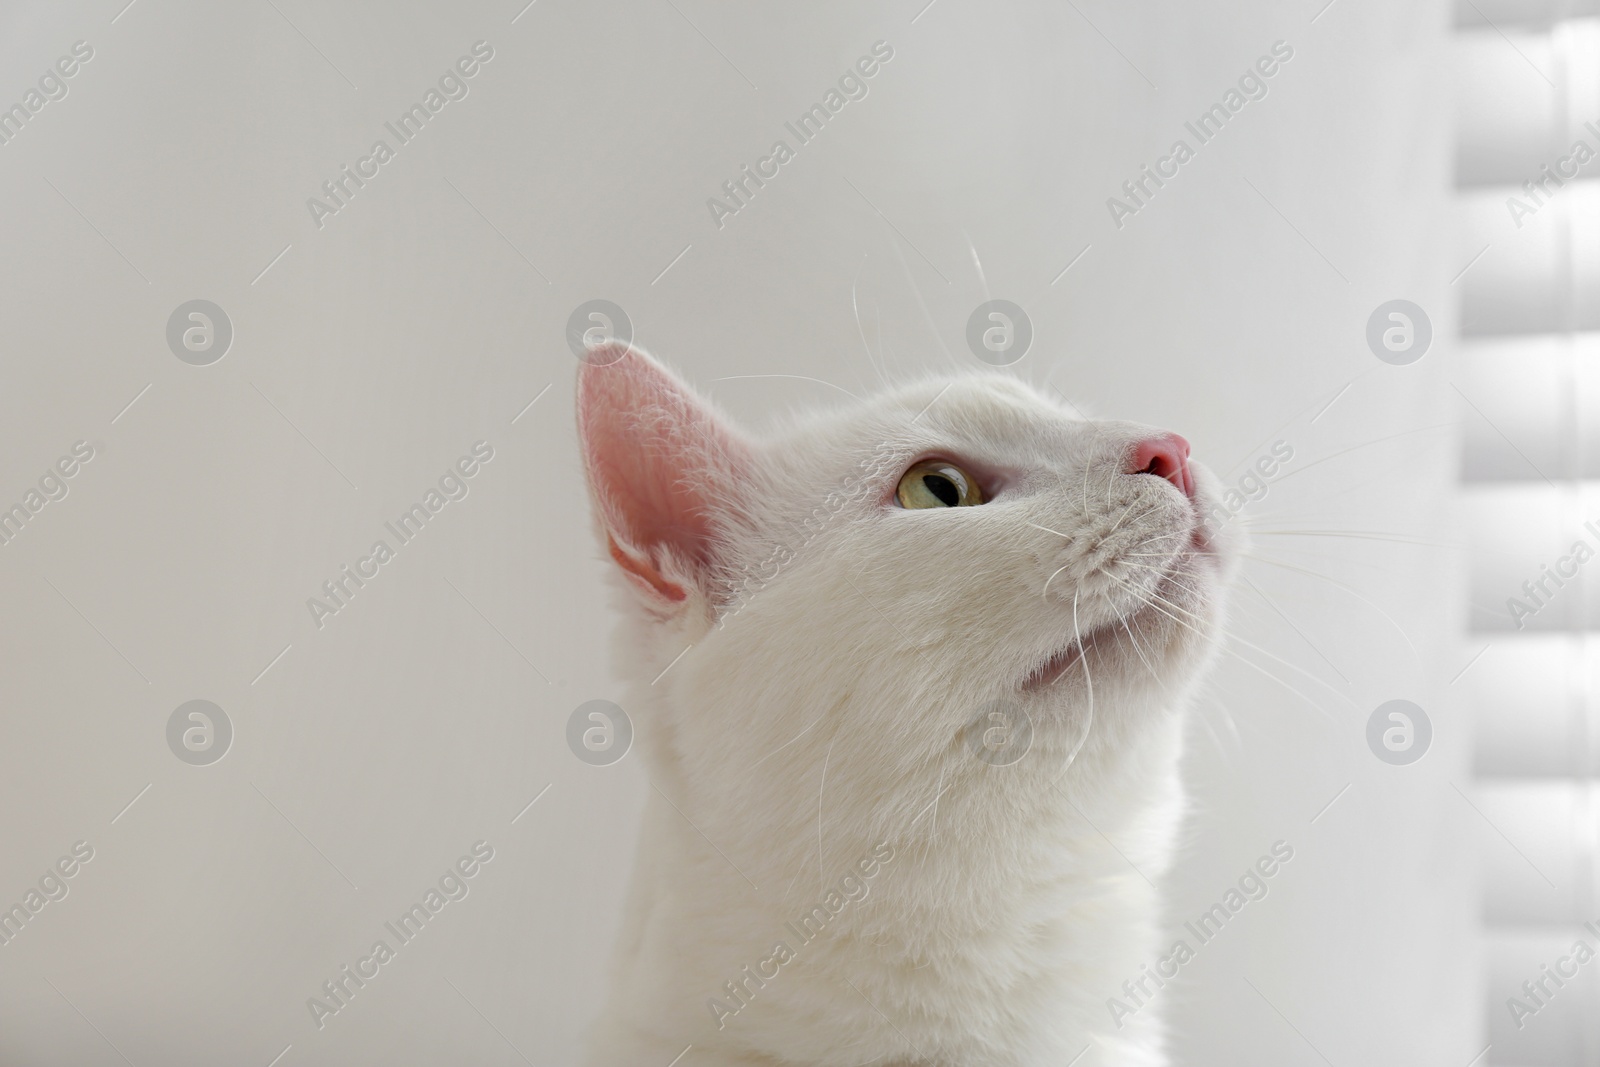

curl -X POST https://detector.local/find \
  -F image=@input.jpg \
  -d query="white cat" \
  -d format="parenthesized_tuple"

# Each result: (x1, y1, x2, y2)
(576, 343, 1238, 1067)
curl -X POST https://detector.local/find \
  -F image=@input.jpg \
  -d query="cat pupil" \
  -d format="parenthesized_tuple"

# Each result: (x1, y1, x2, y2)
(924, 474, 959, 506)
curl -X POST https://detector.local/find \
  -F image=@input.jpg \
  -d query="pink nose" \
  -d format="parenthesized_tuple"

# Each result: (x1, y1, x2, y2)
(1129, 433, 1193, 497)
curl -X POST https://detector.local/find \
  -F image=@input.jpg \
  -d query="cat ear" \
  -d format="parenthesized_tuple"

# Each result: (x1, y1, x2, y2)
(576, 343, 752, 610)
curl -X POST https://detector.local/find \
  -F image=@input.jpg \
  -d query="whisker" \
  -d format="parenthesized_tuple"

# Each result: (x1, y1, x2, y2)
(1106, 496, 1145, 534)
(1194, 697, 1232, 763)
(1129, 528, 1186, 552)
(1238, 542, 1416, 580)
(1146, 586, 1346, 706)
(889, 236, 963, 371)
(1110, 557, 1197, 593)
(1042, 563, 1072, 600)
(780, 845, 808, 910)
(1246, 529, 1458, 550)
(850, 254, 890, 390)
(1052, 591, 1096, 780)
(712, 374, 862, 400)
(817, 739, 834, 895)
(1121, 615, 1166, 691)
(1078, 419, 1110, 523)
(1028, 521, 1072, 540)
(966, 229, 990, 300)
(1099, 571, 1345, 721)
(1028, 505, 1175, 551)
(1195, 689, 1246, 767)
(1218, 397, 1323, 482)
(1241, 575, 1350, 685)
(1266, 422, 1455, 489)
(752, 712, 829, 768)
(1300, 461, 1427, 508)
(1241, 553, 1419, 659)
(1212, 693, 1243, 749)
(1112, 501, 1169, 534)
(1115, 558, 1171, 574)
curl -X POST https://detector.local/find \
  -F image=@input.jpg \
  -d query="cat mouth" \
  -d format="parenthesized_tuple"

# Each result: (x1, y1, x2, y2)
(1020, 639, 1095, 691)
(1019, 564, 1193, 692)
(1019, 603, 1142, 691)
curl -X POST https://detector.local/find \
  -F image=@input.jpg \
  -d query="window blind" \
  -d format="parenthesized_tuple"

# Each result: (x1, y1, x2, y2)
(1457, 4, 1600, 1062)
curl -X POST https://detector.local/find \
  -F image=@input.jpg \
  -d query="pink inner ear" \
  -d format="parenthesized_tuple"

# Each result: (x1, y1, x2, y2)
(577, 344, 749, 603)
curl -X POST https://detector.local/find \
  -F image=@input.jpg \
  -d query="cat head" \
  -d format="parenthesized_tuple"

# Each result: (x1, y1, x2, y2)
(576, 343, 1238, 836)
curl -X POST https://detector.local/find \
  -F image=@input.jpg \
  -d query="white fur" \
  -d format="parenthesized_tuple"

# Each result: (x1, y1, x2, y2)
(577, 350, 1238, 1066)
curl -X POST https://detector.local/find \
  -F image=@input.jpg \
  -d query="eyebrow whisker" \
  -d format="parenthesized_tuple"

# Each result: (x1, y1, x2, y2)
(1027, 521, 1073, 540)
(1042, 563, 1072, 600)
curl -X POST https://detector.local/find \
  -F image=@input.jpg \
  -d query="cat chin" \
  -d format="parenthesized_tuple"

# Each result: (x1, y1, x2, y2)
(1018, 614, 1150, 694)
(1021, 562, 1218, 693)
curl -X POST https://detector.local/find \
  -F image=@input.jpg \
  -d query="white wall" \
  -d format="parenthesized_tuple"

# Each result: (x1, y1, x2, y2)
(0, 1, 1470, 1064)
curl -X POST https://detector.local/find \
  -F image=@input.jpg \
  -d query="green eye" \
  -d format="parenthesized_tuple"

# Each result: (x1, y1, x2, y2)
(896, 460, 984, 509)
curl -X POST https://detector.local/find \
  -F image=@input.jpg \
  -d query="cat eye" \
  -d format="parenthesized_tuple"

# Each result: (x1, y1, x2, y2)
(896, 460, 984, 509)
